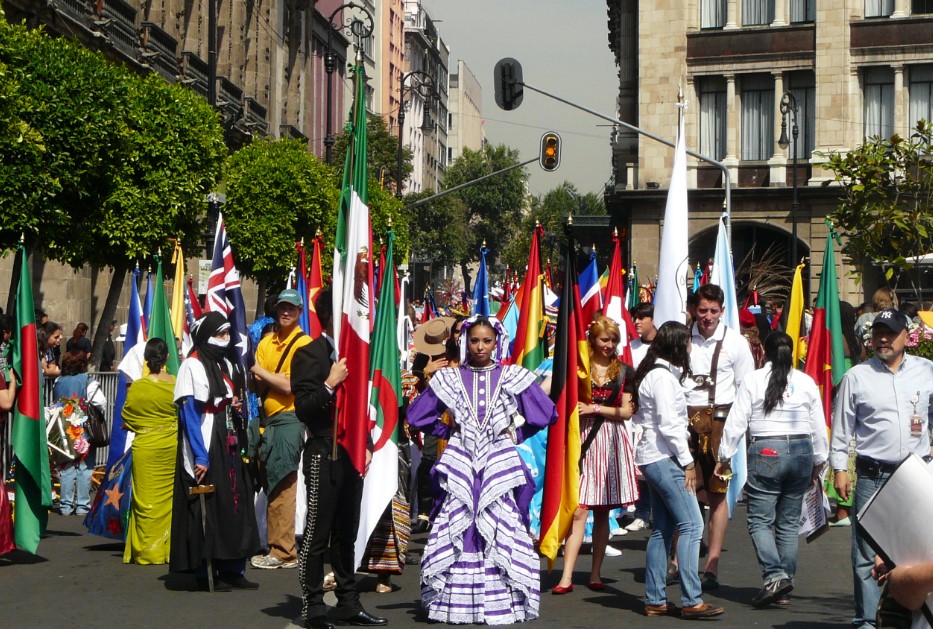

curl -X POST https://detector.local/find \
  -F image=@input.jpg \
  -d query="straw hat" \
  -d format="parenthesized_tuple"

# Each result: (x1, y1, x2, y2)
(412, 317, 455, 355)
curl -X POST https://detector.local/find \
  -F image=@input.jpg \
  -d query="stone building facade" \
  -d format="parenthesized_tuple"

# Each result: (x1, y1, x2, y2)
(606, 0, 933, 305)
(448, 59, 485, 162)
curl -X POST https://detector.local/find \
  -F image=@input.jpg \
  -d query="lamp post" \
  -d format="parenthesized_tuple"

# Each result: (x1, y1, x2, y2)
(323, 2, 373, 165)
(778, 92, 800, 267)
(397, 70, 437, 198)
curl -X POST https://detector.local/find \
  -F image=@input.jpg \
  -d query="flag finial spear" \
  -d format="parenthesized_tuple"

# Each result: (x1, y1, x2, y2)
(19, 232, 24, 244)
(387, 216, 393, 228)
(613, 226, 618, 237)
(567, 214, 573, 226)
(592, 242, 596, 253)
(482, 239, 486, 248)
(315, 229, 322, 237)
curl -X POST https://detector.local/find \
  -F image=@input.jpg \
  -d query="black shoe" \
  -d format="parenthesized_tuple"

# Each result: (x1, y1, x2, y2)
(411, 519, 430, 534)
(335, 609, 388, 626)
(218, 573, 259, 590)
(751, 578, 794, 608)
(701, 571, 720, 591)
(306, 616, 335, 629)
(195, 577, 233, 592)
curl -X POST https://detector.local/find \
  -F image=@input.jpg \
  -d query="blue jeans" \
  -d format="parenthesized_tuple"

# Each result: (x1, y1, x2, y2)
(633, 479, 651, 522)
(641, 457, 704, 607)
(59, 459, 93, 515)
(852, 471, 890, 629)
(745, 437, 813, 586)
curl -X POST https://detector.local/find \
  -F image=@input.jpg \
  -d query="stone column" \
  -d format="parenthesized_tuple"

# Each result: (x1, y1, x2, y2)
(773, 0, 788, 26)
(724, 74, 739, 183)
(769, 72, 787, 186)
(893, 64, 906, 138)
(725, 0, 739, 29)
(892, 0, 908, 18)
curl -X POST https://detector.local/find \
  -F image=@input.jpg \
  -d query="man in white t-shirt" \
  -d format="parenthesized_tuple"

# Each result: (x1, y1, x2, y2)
(629, 302, 657, 369)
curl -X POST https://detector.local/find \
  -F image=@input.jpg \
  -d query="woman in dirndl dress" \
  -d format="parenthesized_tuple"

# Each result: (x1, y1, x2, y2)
(552, 316, 638, 594)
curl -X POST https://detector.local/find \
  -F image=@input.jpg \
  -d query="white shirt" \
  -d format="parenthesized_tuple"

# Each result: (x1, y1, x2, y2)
(633, 358, 693, 468)
(630, 338, 650, 369)
(686, 322, 755, 406)
(117, 343, 145, 382)
(718, 365, 828, 465)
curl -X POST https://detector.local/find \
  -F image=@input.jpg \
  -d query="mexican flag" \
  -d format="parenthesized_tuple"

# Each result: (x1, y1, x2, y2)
(804, 224, 847, 426)
(11, 244, 52, 553)
(355, 229, 402, 569)
(332, 58, 372, 478)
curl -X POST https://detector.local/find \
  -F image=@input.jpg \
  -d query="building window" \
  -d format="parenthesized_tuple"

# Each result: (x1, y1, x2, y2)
(913, 0, 933, 13)
(790, 0, 816, 22)
(448, 113, 453, 129)
(741, 74, 774, 160)
(863, 66, 894, 138)
(698, 77, 727, 160)
(788, 71, 815, 159)
(909, 65, 933, 130)
(448, 147, 453, 161)
(742, 0, 775, 25)
(701, 0, 727, 28)
(865, 0, 894, 17)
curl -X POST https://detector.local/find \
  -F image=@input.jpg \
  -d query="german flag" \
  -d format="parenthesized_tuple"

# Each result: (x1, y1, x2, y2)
(539, 222, 590, 569)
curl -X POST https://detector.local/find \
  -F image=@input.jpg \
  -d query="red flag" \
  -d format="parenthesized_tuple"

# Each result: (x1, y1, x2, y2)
(602, 229, 637, 365)
(308, 233, 324, 338)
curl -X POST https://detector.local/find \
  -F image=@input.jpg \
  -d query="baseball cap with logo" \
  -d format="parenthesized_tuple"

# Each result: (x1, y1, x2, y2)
(276, 289, 303, 308)
(871, 308, 909, 334)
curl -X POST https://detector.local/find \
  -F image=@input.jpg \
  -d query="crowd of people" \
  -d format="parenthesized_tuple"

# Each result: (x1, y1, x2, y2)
(3, 278, 933, 629)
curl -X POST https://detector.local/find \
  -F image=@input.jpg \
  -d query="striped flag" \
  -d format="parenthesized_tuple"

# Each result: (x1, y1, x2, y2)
(539, 225, 590, 569)
(11, 243, 51, 553)
(147, 255, 181, 375)
(142, 269, 154, 334)
(578, 251, 602, 325)
(332, 59, 372, 477)
(205, 213, 252, 376)
(170, 241, 186, 350)
(295, 240, 312, 335)
(509, 224, 547, 371)
(603, 229, 637, 366)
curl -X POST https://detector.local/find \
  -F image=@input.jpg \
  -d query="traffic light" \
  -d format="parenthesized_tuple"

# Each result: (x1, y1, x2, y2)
(539, 132, 561, 172)
(494, 58, 524, 111)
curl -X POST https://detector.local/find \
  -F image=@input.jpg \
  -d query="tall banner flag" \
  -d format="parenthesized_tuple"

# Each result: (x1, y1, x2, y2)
(579, 250, 602, 325)
(509, 223, 547, 370)
(142, 269, 154, 334)
(709, 212, 744, 516)
(653, 106, 690, 326)
(710, 213, 740, 330)
(296, 240, 313, 335)
(205, 213, 252, 378)
(472, 242, 490, 316)
(148, 255, 181, 375)
(539, 223, 590, 569)
(170, 242, 186, 348)
(308, 232, 324, 339)
(785, 262, 806, 367)
(604, 229, 637, 366)
(693, 263, 703, 293)
(332, 58, 373, 476)
(355, 229, 402, 569)
(804, 222, 847, 426)
(627, 263, 640, 310)
(10, 242, 52, 554)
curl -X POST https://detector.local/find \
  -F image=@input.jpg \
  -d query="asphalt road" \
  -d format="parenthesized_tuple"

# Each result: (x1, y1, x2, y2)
(2, 504, 857, 628)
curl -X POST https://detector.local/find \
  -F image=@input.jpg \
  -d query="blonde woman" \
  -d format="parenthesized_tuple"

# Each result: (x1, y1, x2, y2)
(552, 316, 638, 594)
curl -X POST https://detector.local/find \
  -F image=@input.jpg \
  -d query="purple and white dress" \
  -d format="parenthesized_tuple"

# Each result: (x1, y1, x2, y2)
(407, 363, 557, 625)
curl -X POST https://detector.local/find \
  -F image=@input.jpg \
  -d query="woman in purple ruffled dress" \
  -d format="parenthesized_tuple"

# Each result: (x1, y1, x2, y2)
(407, 316, 557, 625)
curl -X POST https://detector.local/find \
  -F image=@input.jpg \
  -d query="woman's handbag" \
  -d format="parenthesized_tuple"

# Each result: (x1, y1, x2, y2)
(83, 375, 110, 448)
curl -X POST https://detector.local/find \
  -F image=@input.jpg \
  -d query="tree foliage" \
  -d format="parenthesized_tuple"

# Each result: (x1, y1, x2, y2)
(444, 144, 528, 288)
(823, 120, 933, 300)
(405, 189, 470, 268)
(502, 182, 607, 271)
(223, 138, 338, 285)
(332, 113, 412, 192)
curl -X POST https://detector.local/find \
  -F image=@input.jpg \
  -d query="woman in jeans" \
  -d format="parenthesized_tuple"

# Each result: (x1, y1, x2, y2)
(632, 322, 724, 619)
(715, 332, 827, 608)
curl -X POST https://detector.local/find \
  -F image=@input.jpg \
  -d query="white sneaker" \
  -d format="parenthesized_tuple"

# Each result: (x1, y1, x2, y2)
(610, 527, 628, 537)
(250, 554, 298, 569)
(604, 545, 622, 557)
(624, 518, 648, 532)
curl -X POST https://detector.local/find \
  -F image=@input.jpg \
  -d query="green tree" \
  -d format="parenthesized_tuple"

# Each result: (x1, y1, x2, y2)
(223, 138, 339, 294)
(405, 189, 470, 269)
(823, 120, 933, 301)
(502, 182, 606, 271)
(444, 144, 528, 291)
(332, 113, 412, 193)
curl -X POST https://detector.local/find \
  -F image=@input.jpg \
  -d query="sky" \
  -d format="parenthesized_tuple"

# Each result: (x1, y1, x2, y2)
(421, 0, 618, 198)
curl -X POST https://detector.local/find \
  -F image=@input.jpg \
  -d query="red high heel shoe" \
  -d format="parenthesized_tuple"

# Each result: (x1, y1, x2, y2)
(550, 583, 574, 595)
(588, 581, 607, 591)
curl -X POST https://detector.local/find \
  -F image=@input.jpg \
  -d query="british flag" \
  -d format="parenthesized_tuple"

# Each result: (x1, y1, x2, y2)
(205, 214, 251, 375)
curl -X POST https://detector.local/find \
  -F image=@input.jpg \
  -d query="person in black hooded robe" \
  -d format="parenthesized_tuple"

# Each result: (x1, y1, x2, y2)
(170, 311, 261, 591)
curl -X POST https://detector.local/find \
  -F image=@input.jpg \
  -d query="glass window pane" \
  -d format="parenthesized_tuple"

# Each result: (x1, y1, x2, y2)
(741, 75, 775, 160)
(909, 65, 933, 130)
(864, 67, 895, 139)
(743, 0, 775, 25)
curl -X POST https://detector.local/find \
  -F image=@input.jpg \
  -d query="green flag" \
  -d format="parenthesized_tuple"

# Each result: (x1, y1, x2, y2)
(147, 255, 181, 375)
(11, 244, 52, 553)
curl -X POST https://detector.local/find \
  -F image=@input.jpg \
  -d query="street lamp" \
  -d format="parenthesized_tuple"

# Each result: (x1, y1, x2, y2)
(397, 70, 437, 198)
(778, 92, 800, 267)
(323, 2, 374, 165)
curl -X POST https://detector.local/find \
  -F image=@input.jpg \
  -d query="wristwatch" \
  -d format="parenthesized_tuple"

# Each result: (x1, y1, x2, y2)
(684, 461, 696, 471)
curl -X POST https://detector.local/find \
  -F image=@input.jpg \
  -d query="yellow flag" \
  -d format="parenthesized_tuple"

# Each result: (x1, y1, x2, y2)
(785, 263, 805, 367)
(170, 241, 185, 342)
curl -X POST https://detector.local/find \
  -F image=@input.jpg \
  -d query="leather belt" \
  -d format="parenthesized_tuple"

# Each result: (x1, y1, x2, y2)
(855, 455, 898, 477)
(750, 434, 809, 442)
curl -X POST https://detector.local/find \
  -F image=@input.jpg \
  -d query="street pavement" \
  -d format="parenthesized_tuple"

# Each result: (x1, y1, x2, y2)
(2, 504, 857, 628)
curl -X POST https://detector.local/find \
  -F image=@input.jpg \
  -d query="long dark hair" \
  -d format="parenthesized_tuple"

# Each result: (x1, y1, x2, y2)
(633, 321, 692, 407)
(838, 301, 862, 364)
(763, 332, 794, 415)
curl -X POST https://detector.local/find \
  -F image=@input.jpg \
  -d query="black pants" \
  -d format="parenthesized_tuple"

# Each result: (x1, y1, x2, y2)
(298, 439, 363, 621)
(416, 433, 439, 518)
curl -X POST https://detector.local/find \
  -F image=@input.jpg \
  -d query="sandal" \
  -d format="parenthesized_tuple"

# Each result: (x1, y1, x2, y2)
(323, 572, 337, 591)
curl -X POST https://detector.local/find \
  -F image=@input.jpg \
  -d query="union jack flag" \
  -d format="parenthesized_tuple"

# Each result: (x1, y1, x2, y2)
(205, 214, 252, 375)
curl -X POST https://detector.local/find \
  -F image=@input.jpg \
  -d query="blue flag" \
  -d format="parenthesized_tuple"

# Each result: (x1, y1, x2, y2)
(472, 244, 490, 316)
(142, 269, 154, 333)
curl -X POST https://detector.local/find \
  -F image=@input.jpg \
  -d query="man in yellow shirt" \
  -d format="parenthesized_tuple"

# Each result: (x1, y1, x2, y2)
(250, 289, 311, 569)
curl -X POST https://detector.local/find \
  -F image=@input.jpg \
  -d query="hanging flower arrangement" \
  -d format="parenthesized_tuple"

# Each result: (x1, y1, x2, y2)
(46, 397, 91, 462)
